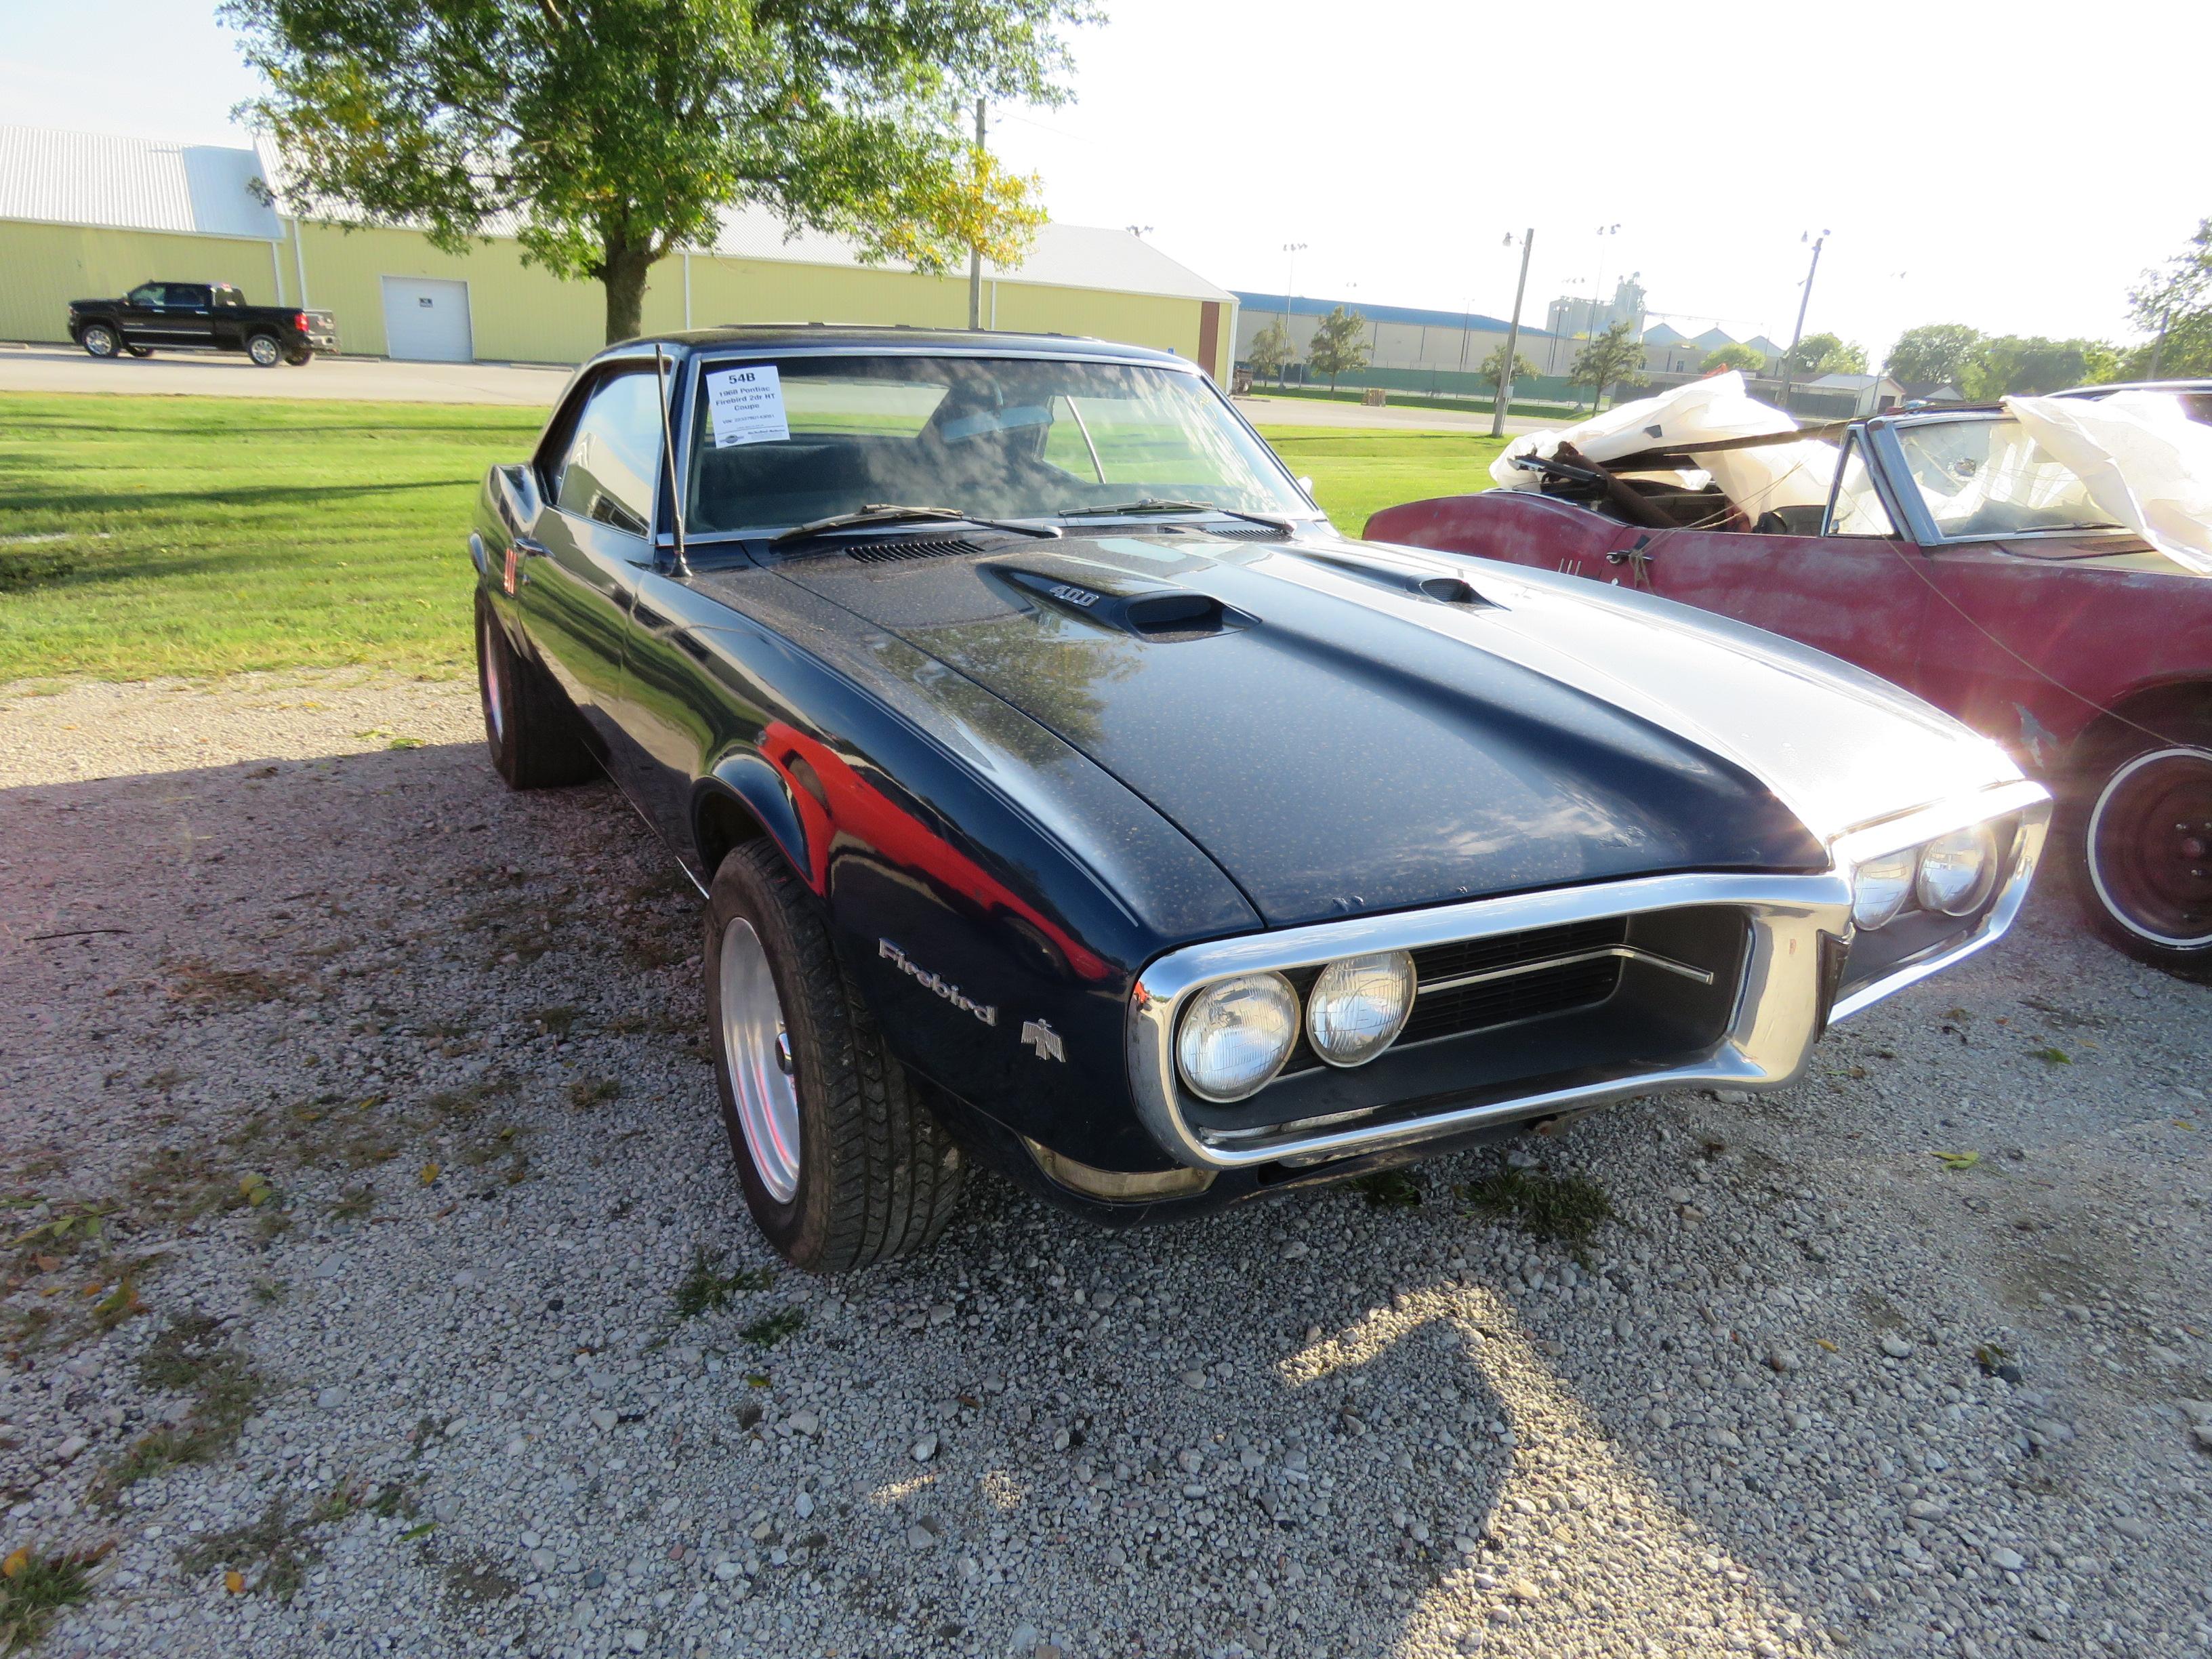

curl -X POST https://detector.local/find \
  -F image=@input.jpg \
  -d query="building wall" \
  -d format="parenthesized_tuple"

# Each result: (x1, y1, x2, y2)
(0, 214, 1232, 378)
(0, 219, 289, 343)
(1235, 304, 1530, 377)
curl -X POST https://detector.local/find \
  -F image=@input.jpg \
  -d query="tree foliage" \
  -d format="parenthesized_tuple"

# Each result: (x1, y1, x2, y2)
(226, 0, 1094, 344)
(1782, 331, 1867, 378)
(1305, 306, 1371, 390)
(1570, 321, 1645, 411)
(1700, 343, 1765, 375)
(1883, 323, 1982, 388)
(1959, 336, 2122, 399)
(1479, 343, 1537, 391)
(2125, 218, 2212, 378)
(1246, 317, 1293, 382)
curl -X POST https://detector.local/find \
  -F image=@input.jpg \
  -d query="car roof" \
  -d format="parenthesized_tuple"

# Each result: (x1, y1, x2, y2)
(2049, 379, 2212, 398)
(601, 325, 1190, 367)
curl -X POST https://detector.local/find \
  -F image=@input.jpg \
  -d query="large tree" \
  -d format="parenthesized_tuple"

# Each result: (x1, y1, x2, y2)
(1782, 331, 1867, 378)
(1246, 317, 1293, 385)
(1570, 320, 1645, 413)
(1884, 323, 1982, 387)
(1700, 343, 1765, 375)
(2125, 218, 2212, 378)
(227, 0, 1094, 344)
(1305, 305, 1370, 390)
(1959, 336, 2121, 399)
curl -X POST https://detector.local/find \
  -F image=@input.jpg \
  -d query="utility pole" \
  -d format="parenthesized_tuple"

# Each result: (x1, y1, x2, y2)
(966, 99, 985, 331)
(1281, 242, 1307, 387)
(1776, 229, 1828, 414)
(1492, 228, 1534, 438)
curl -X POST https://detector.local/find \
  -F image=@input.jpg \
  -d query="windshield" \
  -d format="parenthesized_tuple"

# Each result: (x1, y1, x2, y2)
(1893, 417, 2118, 539)
(682, 355, 1310, 535)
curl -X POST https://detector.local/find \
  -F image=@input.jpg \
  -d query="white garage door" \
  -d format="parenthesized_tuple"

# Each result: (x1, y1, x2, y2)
(380, 276, 474, 362)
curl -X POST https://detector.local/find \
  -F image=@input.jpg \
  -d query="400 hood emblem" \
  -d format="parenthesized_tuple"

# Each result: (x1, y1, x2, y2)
(878, 940, 997, 1027)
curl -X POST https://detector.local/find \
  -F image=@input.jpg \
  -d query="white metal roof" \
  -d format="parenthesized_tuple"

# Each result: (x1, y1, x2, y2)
(0, 125, 283, 241)
(1, 122, 1231, 302)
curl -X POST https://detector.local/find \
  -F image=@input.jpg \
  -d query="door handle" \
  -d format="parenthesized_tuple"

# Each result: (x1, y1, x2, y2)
(513, 536, 552, 558)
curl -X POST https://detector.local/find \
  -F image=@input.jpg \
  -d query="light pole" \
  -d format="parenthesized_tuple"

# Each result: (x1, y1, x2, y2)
(966, 100, 987, 330)
(1587, 224, 1620, 339)
(1281, 242, 1307, 388)
(1492, 228, 1535, 438)
(1776, 228, 1830, 415)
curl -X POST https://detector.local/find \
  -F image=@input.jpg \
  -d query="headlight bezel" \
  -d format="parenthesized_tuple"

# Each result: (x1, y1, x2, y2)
(1851, 846, 1919, 930)
(1173, 969, 1300, 1103)
(1305, 949, 1416, 1069)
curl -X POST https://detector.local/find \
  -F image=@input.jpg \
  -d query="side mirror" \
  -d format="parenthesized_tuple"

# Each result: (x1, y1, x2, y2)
(492, 463, 542, 537)
(1295, 475, 1315, 497)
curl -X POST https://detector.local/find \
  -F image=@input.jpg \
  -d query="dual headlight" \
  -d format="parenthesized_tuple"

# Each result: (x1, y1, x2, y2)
(1175, 950, 1415, 1103)
(1851, 823, 2000, 930)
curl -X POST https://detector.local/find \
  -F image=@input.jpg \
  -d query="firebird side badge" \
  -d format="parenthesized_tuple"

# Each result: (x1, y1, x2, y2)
(878, 939, 997, 1027)
(1020, 1019, 1065, 1063)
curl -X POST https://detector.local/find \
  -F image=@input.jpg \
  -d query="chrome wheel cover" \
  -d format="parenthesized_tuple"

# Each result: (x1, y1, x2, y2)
(718, 918, 802, 1202)
(478, 613, 507, 745)
(84, 326, 116, 356)
(248, 334, 281, 365)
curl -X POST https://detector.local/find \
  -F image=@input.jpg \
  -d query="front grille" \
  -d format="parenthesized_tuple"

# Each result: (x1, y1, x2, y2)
(843, 537, 981, 564)
(1189, 905, 1750, 1140)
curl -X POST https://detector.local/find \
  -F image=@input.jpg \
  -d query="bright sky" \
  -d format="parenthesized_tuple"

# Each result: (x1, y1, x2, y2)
(7, 0, 2205, 362)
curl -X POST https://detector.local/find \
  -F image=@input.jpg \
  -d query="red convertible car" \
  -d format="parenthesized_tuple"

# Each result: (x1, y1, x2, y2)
(1368, 405, 2212, 972)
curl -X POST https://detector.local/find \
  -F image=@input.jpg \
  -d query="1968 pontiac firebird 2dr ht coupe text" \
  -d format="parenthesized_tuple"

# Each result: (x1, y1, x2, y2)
(471, 329, 2048, 1269)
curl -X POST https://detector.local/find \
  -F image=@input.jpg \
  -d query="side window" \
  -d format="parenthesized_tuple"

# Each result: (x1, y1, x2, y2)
(555, 371, 663, 538)
(126, 285, 161, 307)
(165, 285, 211, 310)
(1828, 434, 1900, 537)
(213, 287, 244, 308)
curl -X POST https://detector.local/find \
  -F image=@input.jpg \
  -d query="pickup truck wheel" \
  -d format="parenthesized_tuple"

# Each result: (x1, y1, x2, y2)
(81, 325, 120, 359)
(475, 596, 597, 789)
(2071, 712, 2212, 976)
(245, 331, 283, 367)
(283, 347, 312, 366)
(705, 840, 966, 1271)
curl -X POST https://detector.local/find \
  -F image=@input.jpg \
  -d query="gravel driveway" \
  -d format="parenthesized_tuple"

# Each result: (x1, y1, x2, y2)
(1, 674, 2207, 1659)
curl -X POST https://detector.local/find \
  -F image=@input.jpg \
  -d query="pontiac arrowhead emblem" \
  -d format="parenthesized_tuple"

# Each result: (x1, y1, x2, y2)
(1020, 1019, 1065, 1063)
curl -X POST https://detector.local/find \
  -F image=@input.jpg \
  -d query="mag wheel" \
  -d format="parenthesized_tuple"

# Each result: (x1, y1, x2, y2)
(246, 331, 283, 367)
(81, 325, 119, 359)
(704, 840, 965, 1271)
(2074, 716, 2212, 975)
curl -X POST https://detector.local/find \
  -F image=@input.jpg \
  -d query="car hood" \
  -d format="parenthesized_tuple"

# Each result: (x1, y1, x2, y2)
(769, 527, 2020, 928)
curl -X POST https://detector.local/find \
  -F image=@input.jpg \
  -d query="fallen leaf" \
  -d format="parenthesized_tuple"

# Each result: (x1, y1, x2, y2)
(1931, 1150, 1981, 1171)
(418, 1162, 441, 1187)
(1815, 1338, 1839, 1353)
(1, 1547, 26, 1579)
(2175, 1119, 2197, 1130)
(2030, 1046, 2070, 1065)
(224, 1570, 245, 1594)
(238, 1172, 273, 1206)
(398, 1521, 437, 1541)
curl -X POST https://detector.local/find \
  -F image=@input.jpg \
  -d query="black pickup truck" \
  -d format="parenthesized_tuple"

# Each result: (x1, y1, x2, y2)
(67, 281, 338, 367)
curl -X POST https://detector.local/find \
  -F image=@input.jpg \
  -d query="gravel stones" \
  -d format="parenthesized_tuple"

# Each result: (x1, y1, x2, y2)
(1, 673, 2209, 1659)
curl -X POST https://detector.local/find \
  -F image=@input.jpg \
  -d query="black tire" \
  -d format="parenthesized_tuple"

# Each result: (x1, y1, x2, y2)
(125, 345, 155, 359)
(2066, 709, 2212, 976)
(283, 346, 312, 366)
(703, 840, 966, 1271)
(474, 594, 597, 790)
(245, 331, 283, 367)
(80, 324, 120, 359)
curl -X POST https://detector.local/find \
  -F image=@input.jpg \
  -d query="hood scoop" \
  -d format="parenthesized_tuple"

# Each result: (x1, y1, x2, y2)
(842, 536, 983, 565)
(996, 565, 1253, 642)
(1293, 544, 1497, 609)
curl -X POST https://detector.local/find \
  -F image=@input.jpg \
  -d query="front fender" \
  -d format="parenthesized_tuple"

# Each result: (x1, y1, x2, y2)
(694, 752, 811, 885)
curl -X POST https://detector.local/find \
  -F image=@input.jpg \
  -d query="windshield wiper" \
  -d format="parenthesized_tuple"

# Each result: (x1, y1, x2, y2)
(1057, 498, 1298, 533)
(771, 504, 1057, 546)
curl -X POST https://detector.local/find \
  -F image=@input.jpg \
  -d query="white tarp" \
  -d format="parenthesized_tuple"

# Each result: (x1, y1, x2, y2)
(1490, 371, 1841, 519)
(2005, 391, 2212, 577)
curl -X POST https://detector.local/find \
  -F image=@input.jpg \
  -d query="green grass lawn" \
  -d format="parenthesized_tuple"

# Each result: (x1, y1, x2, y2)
(0, 394, 1504, 682)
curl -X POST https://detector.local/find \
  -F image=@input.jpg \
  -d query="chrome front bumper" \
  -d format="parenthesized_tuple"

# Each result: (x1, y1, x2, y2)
(1126, 781, 2049, 1171)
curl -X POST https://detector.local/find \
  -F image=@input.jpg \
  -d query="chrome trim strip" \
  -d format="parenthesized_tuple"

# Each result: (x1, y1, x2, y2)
(1416, 944, 1715, 995)
(1126, 781, 2051, 1172)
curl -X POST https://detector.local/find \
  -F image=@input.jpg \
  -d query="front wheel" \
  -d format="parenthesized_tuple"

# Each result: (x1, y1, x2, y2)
(474, 595, 597, 790)
(245, 331, 283, 367)
(81, 325, 120, 359)
(2071, 714, 2212, 975)
(704, 840, 965, 1271)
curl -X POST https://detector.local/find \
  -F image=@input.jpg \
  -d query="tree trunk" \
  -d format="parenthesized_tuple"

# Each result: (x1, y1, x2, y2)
(602, 237, 655, 346)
